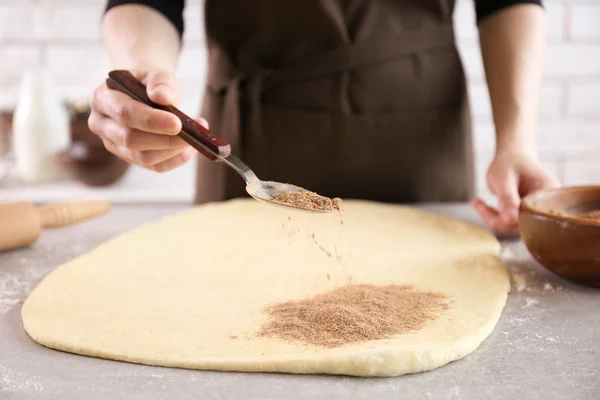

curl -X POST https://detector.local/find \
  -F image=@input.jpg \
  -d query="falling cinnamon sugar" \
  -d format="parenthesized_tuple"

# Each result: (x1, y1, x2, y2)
(258, 284, 448, 348)
(272, 189, 342, 212)
(308, 233, 332, 258)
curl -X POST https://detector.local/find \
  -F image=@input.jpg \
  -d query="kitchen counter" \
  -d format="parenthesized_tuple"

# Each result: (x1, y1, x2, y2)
(1, 204, 599, 400)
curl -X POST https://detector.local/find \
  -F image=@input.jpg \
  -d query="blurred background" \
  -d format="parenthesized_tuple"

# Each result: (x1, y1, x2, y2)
(0, 0, 597, 204)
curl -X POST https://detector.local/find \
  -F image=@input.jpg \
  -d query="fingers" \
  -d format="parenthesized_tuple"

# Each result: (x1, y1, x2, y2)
(152, 147, 197, 172)
(525, 168, 561, 194)
(472, 198, 501, 230)
(488, 167, 520, 226)
(472, 198, 519, 236)
(89, 113, 187, 151)
(102, 137, 195, 172)
(102, 137, 180, 165)
(145, 71, 181, 106)
(91, 84, 181, 134)
(88, 72, 207, 173)
(195, 117, 209, 129)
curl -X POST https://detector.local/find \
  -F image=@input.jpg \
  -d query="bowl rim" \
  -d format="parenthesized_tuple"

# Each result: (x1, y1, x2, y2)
(520, 185, 600, 227)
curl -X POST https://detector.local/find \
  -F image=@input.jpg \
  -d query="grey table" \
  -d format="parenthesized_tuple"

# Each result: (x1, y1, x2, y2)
(1, 204, 599, 400)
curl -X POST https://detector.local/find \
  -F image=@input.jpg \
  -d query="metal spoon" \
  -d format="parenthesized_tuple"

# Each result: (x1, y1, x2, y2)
(105, 70, 331, 213)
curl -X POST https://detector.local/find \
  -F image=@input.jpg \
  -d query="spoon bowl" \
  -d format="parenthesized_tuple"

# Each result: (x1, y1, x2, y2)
(245, 179, 334, 213)
(220, 155, 333, 213)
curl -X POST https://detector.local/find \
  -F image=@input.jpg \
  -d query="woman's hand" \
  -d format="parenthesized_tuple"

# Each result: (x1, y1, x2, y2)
(88, 70, 204, 172)
(472, 149, 560, 236)
(475, 4, 552, 235)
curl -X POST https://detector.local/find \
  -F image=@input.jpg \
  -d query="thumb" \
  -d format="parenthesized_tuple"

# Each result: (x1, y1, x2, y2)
(527, 168, 561, 194)
(146, 71, 180, 106)
(489, 168, 520, 222)
(194, 117, 210, 129)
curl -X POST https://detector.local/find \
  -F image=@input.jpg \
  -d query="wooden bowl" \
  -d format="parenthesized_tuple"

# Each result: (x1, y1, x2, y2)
(519, 186, 600, 287)
(57, 141, 130, 187)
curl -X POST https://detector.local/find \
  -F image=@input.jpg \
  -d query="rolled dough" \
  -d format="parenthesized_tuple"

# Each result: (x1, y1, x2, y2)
(22, 200, 510, 377)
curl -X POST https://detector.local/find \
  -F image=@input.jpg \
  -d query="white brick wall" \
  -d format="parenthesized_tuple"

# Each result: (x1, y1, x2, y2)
(0, 0, 208, 114)
(570, 4, 600, 39)
(0, 0, 598, 198)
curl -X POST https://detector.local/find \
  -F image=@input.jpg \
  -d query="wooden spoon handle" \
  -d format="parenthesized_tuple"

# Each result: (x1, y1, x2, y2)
(37, 200, 111, 228)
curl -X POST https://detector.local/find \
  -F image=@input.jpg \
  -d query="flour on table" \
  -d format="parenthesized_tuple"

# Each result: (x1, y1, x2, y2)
(0, 265, 47, 315)
(0, 298, 20, 315)
(505, 316, 529, 326)
(500, 245, 517, 260)
(522, 297, 540, 309)
(0, 365, 44, 393)
(511, 272, 528, 292)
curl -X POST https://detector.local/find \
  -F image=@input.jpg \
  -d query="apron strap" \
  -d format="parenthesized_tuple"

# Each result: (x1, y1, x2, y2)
(209, 22, 455, 92)
(264, 23, 455, 88)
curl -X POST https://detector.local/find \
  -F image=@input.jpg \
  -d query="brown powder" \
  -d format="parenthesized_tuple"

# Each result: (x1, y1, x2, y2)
(272, 188, 342, 212)
(258, 284, 448, 348)
(578, 210, 600, 220)
(549, 208, 600, 220)
(548, 208, 566, 216)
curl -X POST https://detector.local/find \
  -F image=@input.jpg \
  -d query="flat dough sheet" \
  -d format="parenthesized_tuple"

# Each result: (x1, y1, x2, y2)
(22, 200, 510, 377)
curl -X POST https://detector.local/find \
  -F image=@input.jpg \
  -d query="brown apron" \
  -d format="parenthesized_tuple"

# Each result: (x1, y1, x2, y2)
(195, 0, 474, 205)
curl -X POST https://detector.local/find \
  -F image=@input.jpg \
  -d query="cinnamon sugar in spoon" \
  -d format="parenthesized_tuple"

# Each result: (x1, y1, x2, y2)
(106, 70, 339, 213)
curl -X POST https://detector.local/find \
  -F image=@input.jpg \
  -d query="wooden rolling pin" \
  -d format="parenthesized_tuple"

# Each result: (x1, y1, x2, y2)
(0, 200, 111, 252)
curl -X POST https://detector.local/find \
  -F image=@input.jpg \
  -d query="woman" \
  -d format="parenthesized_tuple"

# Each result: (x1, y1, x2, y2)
(89, 0, 559, 235)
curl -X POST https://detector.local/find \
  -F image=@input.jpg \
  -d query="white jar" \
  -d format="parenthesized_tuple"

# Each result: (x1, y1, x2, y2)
(12, 71, 71, 183)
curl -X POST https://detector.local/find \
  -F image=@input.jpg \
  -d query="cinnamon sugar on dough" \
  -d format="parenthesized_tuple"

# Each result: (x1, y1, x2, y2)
(258, 284, 448, 348)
